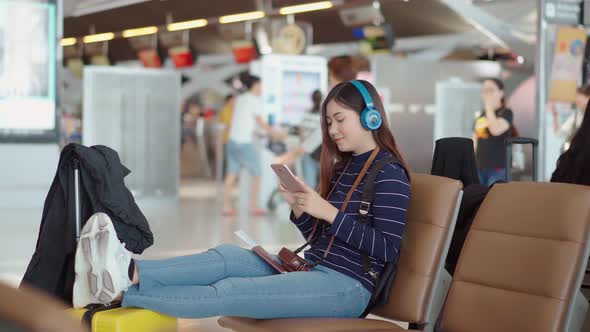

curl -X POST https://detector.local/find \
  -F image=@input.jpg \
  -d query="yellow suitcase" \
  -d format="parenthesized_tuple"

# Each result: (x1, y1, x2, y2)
(69, 306, 177, 332)
(68, 155, 177, 331)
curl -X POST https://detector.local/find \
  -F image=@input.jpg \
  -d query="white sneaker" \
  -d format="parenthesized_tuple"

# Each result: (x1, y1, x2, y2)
(72, 213, 132, 308)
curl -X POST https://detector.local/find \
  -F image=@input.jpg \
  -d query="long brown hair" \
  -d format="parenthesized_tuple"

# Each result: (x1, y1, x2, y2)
(318, 80, 411, 198)
(551, 99, 590, 185)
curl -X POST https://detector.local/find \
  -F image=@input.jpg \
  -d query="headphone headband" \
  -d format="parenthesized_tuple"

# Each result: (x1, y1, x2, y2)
(349, 80, 375, 110)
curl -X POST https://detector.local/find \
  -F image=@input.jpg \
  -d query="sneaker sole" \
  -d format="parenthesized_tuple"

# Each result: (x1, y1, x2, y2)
(79, 213, 120, 304)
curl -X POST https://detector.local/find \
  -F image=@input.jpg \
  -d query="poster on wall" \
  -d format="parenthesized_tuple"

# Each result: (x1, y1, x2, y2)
(0, 0, 57, 142)
(543, 26, 587, 180)
(548, 26, 586, 102)
(281, 71, 321, 125)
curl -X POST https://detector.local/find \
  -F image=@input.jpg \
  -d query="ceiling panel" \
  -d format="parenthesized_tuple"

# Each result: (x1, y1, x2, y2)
(64, 0, 475, 62)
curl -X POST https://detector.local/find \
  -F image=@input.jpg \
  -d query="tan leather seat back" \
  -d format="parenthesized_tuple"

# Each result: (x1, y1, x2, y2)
(373, 174, 462, 322)
(439, 182, 590, 332)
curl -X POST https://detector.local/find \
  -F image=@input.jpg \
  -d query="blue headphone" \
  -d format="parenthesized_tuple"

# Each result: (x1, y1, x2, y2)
(349, 80, 382, 131)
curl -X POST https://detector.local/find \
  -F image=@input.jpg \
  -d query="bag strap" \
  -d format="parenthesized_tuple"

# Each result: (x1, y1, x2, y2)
(82, 302, 121, 327)
(294, 148, 381, 263)
(358, 157, 402, 276)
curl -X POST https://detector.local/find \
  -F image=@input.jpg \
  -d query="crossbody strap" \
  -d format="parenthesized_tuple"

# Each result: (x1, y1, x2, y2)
(358, 157, 403, 277)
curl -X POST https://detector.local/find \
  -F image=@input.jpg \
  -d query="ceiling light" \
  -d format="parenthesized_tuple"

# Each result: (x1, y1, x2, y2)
(82, 32, 115, 44)
(279, 1, 333, 15)
(167, 19, 208, 31)
(219, 11, 265, 24)
(122, 26, 158, 38)
(60, 37, 77, 46)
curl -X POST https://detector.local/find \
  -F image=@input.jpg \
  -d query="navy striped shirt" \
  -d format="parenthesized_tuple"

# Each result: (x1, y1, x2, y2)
(290, 148, 410, 291)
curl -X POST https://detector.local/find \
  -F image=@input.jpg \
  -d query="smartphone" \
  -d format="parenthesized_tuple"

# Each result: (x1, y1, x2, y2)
(271, 164, 305, 192)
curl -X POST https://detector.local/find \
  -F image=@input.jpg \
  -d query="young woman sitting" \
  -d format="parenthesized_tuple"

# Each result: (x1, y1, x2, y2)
(72, 80, 411, 319)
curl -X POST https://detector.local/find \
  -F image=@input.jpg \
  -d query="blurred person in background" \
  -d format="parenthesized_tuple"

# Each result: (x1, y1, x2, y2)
(473, 78, 514, 186)
(549, 85, 590, 150)
(218, 94, 236, 176)
(223, 75, 282, 216)
(276, 90, 323, 189)
(299, 90, 323, 189)
(181, 93, 202, 146)
(218, 94, 236, 146)
(328, 55, 359, 89)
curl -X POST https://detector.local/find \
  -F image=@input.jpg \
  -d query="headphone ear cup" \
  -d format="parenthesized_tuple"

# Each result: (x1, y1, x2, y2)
(361, 108, 382, 130)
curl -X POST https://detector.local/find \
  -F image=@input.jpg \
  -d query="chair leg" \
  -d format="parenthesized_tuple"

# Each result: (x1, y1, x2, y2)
(422, 269, 452, 332)
(567, 290, 589, 332)
(583, 312, 590, 332)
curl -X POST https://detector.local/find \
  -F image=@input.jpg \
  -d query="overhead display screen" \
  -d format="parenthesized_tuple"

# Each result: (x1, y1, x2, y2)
(0, 0, 57, 142)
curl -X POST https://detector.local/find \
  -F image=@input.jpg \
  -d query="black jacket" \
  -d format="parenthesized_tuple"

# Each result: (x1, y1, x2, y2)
(20, 143, 153, 304)
(431, 137, 480, 187)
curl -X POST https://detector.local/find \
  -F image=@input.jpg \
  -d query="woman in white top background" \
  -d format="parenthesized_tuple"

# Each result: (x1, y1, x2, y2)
(222, 75, 284, 216)
(550, 85, 590, 140)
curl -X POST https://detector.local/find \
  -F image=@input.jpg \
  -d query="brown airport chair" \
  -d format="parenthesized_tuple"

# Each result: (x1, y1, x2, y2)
(436, 182, 590, 332)
(219, 174, 463, 332)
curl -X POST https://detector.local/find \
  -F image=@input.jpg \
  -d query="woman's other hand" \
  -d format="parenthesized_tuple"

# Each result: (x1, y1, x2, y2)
(293, 183, 339, 223)
(279, 178, 307, 218)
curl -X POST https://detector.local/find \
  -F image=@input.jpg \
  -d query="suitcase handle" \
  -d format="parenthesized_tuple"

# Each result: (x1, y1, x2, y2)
(73, 159, 81, 242)
(505, 137, 539, 146)
(505, 137, 538, 182)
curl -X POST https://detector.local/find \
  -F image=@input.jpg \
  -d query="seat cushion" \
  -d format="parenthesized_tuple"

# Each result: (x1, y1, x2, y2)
(218, 316, 404, 332)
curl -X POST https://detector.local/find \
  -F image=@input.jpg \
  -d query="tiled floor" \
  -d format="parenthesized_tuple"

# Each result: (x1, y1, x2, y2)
(0, 180, 308, 331)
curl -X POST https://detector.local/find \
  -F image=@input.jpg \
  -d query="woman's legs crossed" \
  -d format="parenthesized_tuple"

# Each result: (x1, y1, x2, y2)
(134, 244, 276, 291)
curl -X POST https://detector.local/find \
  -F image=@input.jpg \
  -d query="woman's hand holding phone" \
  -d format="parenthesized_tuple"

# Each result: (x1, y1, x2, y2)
(279, 183, 304, 218)
(293, 188, 339, 224)
(277, 176, 338, 223)
(278, 182, 299, 206)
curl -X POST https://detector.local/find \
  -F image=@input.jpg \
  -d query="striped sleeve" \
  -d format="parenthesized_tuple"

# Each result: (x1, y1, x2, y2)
(290, 211, 315, 239)
(327, 163, 410, 262)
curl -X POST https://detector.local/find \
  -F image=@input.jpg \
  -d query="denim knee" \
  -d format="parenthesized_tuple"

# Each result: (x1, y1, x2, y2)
(211, 244, 243, 258)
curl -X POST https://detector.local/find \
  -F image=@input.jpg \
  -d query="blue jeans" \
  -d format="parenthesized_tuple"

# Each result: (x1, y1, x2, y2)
(122, 244, 371, 319)
(301, 153, 319, 190)
(225, 140, 261, 177)
(478, 168, 506, 186)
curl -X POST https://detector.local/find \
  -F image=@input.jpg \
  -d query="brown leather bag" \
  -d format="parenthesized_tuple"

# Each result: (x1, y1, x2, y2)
(278, 247, 312, 272)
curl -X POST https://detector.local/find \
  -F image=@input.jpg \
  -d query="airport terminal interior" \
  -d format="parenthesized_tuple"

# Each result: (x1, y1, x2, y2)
(2, 0, 590, 331)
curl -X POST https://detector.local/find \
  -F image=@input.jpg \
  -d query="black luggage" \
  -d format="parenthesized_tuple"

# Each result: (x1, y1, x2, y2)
(505, 137, 538, 182)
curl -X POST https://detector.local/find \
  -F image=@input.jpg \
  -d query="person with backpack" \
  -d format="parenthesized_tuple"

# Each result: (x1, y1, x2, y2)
(72, 80, 411, 319)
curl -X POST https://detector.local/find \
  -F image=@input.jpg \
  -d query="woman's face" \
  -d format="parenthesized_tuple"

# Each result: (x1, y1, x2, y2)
(325, 100, 374, 154)
(481, 80, 504, 106)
